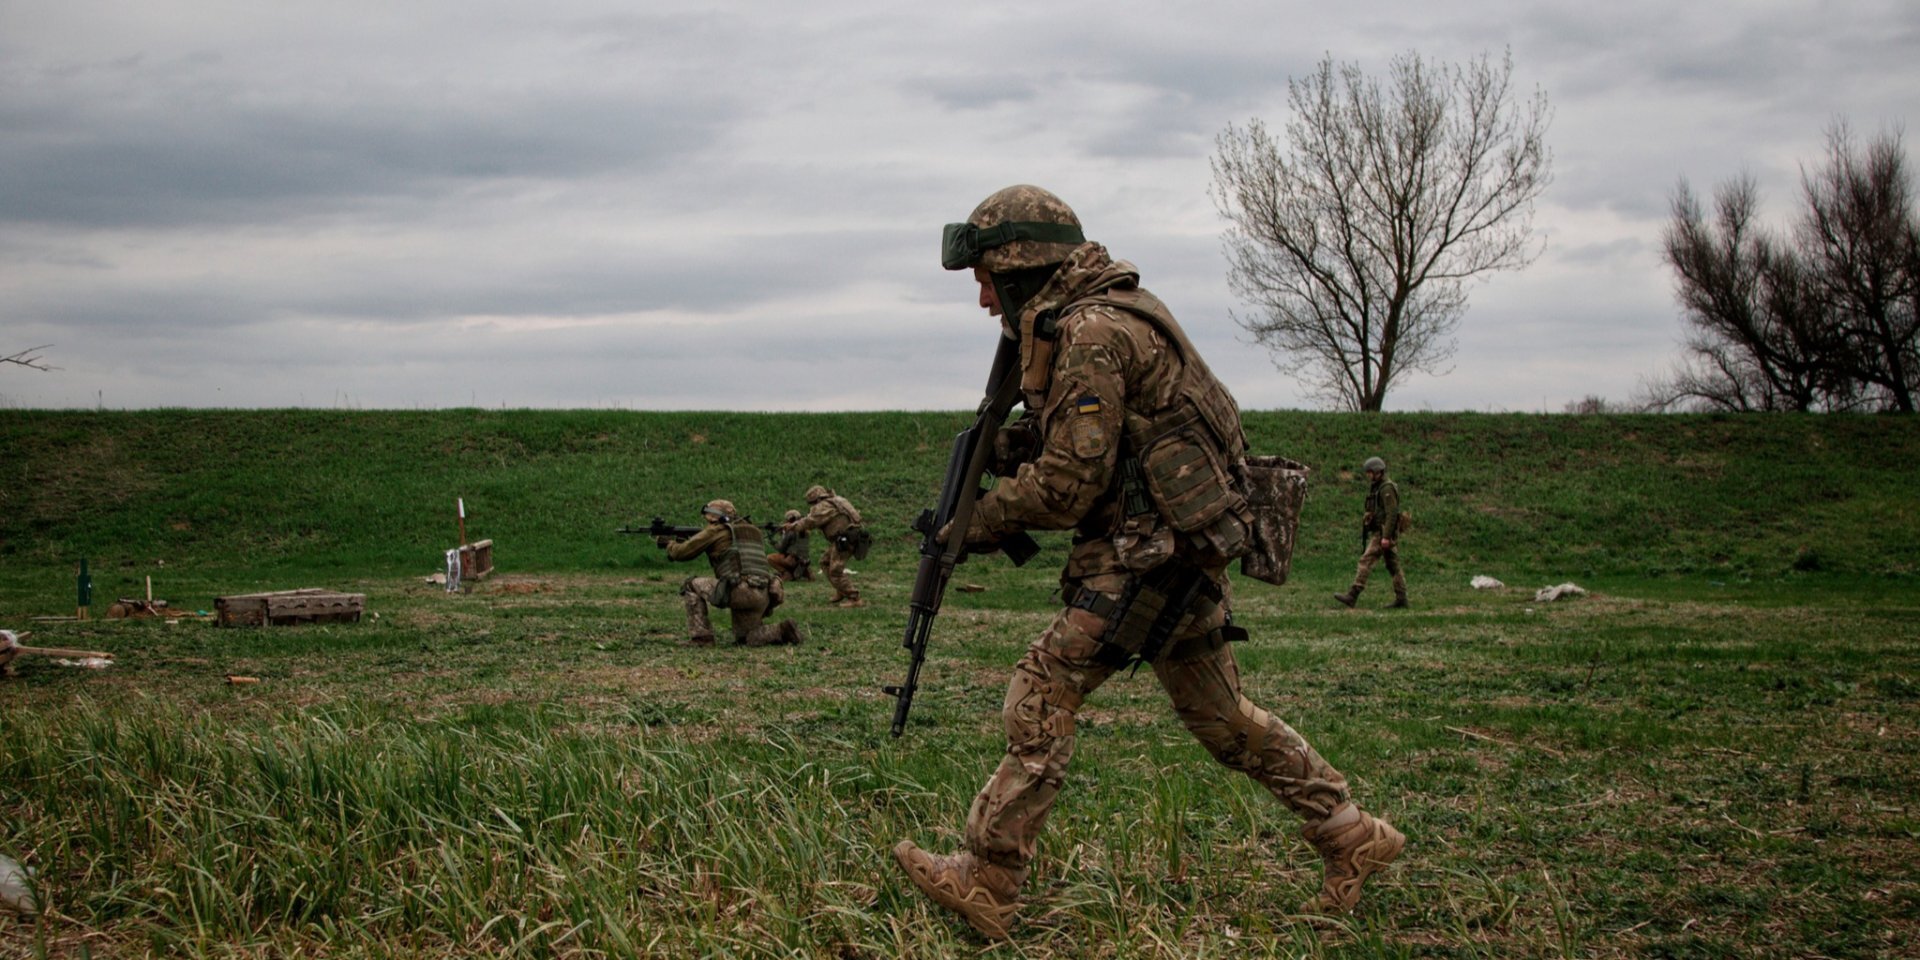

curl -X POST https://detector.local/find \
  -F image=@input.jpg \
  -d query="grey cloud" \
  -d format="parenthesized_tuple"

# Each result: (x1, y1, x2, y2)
(0, 60, 734, 229)
(910, 74, 1043, 111)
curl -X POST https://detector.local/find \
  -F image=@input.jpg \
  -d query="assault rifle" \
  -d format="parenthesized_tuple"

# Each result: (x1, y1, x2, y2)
(616, 517, 703, 541)
(886, 333, 1040, 737)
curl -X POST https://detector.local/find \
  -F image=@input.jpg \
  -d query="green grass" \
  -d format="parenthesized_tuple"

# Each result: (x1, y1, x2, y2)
(1, 410, 1917, 958)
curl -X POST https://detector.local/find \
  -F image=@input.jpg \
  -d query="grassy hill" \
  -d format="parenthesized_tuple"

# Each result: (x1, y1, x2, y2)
(4, 409, 1916, 595)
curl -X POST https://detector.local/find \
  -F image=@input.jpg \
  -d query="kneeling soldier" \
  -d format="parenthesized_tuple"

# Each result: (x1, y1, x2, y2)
(659, 499, 803, 646)
(768, 509, 814, 582)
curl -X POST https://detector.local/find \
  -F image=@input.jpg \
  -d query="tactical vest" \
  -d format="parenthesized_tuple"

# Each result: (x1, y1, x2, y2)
(1059, 285, 1252, 562)
(1365, 480, 1399, 534)
(820, 496, 863, 538)
(712, 522, 774, 588)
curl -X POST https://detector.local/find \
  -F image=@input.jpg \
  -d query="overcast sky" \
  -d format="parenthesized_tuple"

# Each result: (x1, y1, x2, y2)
(3, 1, 1915, 412)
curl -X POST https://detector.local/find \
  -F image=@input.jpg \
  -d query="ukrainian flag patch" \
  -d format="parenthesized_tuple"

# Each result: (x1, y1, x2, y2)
(1075, 395, 1102, 414)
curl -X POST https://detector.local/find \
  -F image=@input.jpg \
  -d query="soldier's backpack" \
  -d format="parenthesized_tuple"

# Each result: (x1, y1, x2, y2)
(1235, 455, 1309, 586)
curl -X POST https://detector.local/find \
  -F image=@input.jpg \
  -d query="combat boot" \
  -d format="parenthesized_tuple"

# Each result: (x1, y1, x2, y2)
(1299, 803, 1405, 914)
(1388, 592, 1409, 609)
(834, 596, 868, 609)
(1332, 588, 1360, 608)
(892, 841, 1022, 940)
(683, 634, 716, 647)
(777, 619, 804, 645)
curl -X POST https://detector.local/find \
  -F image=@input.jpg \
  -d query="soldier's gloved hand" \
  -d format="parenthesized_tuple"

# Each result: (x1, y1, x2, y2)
(654, 536, 671, 548)
(935, 520, 1003, 555)
(990, 416, 1040, 477)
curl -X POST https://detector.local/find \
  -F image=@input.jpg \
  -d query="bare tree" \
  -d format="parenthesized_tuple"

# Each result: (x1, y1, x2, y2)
(1649, 123, 1918, 413)
(1650, 178, 1850, 411)
(2, 346, 54, 372)
(1799, 123, 1920, 411)
(1211, 49, 1552, 411)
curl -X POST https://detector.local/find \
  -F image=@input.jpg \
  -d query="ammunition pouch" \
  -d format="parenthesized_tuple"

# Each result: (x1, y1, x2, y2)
(1234, 455, 1309, 586)
(835, 527, 874, 561)
(1068, 561, 1227, 663)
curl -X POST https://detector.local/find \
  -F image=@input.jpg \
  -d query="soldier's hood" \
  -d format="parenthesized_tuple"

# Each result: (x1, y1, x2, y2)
(1022, 243, 1138, 322)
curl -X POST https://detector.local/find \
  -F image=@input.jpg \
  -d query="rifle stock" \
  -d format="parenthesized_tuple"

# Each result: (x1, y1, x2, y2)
(886, 334, 1039, 737)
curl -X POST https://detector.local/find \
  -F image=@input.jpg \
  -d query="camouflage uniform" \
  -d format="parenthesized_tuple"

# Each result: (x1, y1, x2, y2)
(662, 504, 801, 646)
(788, 486, 864, 606)
(895, 186, 1402, 939)
(1337, 466, 1407, 608)
(768, 509, 813, 581)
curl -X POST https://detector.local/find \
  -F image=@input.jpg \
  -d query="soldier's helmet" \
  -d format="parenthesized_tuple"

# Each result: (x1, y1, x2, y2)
(1363, 457, 1387, 474)
(942, 185, 1085, 273)
(804, 485, 831, 503)
(784, 509, 802, 522)
(701, 499, 738, 522)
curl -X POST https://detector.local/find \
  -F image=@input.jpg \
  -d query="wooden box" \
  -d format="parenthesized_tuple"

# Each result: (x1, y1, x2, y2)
(216, 588, 365, 627)
(458, 539, 495, 580)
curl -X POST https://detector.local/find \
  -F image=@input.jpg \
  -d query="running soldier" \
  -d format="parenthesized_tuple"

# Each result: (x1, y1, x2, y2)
(659, 500, 803, 646)
(1333, 457, 1409, 609)
(785, 486, 867, 607)
(892, 185, 1403, 939)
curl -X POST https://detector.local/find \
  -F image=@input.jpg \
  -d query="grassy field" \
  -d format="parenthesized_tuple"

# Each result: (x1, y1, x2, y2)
(1, 410, 1917, 958)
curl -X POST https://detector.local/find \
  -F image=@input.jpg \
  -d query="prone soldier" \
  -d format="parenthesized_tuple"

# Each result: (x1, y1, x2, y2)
(657, 500, 803, 646)
(785, 486, 869, 607)
(892, 185, 1403, 938)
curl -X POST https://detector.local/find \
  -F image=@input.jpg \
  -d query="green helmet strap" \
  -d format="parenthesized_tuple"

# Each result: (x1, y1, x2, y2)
(942, 220, 1085, 270)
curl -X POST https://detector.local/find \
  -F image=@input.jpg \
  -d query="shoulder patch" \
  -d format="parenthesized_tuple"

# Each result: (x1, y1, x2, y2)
(1069, 413, 1108, 459)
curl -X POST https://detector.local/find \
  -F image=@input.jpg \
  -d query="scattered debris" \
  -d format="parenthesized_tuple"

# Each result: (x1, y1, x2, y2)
(1471, 575, 1506, 590)
(1, 630, 114, 676)
(1533, 582, 1588, 603)
(0, 854, 35, 915)
(54, 658, 113, 670)
(225, 675, 260, 685)
(107, 598, 171, 618)
(216, 589, 365, 627)
(957, 583, 988, 593)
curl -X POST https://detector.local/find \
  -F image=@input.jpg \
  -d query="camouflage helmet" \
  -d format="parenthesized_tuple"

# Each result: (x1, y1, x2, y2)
(701, 499, 738, 522)
(804, 485, 831, 503)
(941, 185, 1085, 273)
(783, 509, 802, 522)
(1363, 457, 1386, 474)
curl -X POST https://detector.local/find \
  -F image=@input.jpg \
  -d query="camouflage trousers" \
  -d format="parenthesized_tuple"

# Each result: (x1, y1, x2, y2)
(1348, 536, 1407, 599)
(820, 542, 858, 601)
(680, 577, 787, 645)
(962, 582, 1351, 871)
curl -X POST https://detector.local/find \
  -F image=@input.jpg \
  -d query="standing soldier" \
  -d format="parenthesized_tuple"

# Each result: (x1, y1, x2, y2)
(1333, 457, 1409, 609)
(892, 185, 1403, 939)
(767, 509, 813, 582)
(786, 486, 868, 607)
(659, 499, 803, 646)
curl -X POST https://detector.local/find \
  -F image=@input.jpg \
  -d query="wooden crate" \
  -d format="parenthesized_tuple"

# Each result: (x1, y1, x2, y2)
(216, 588, 365, 627)
(458, 539, 495, 580)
